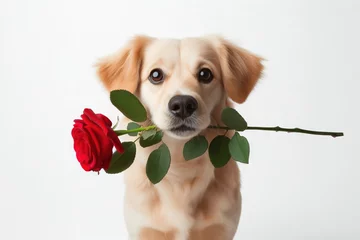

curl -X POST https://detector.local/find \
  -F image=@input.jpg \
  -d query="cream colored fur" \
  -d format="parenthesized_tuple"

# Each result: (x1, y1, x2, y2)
(96, 35, 263, 240)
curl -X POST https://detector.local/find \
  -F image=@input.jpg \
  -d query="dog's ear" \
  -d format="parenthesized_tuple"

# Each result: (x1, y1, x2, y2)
(96, 35, 152, 93)
(217, 38, 264, 103)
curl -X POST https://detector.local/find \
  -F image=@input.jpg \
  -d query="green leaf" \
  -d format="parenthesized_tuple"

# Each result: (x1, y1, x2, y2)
(141, 129, 156, 140)
(140, 131, 163, 148)
(209, 136, 231, 168)
(110, 90, 147, 122)
(183, 135, 208, 161)
(127, 122, 141, 136)
(106, 142, 136, 174)
(221, 107, 247, 131)
(146, 144, 171, 184)
(229, 132, 250, 164)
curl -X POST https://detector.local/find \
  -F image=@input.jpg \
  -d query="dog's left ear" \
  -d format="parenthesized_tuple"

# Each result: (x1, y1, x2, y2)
(217, 38, 264, 103)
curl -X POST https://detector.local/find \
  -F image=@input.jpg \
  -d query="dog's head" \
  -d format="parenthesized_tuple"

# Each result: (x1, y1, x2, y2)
(96, 35, 263, 140)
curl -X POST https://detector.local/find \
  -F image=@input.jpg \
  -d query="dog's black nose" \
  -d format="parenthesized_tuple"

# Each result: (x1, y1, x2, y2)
(168, 95, 198, 119)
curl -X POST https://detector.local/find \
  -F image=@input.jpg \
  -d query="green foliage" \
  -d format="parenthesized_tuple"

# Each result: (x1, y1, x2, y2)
(229, 132, 250, 164)
(106, 142, 136, 174)
(146, 144, 171, 184)
(209, 136, 231, 168)
(221, 107, 247, 131)
(183, 135, 208, 161)
(127, 122, 141, 136)
(110, 90, 147, 122)
(105, 91, 254, 183)
(141, 129, 157, 140)
(140, 131, 163, 148)
(96, 90, 343, 184)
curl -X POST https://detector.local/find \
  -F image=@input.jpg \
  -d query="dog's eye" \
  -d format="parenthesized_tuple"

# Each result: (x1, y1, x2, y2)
(197, 68, 213, 84)
(148, 68, 164, 84)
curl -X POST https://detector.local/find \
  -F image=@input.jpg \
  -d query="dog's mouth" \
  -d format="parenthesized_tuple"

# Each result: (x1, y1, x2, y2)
(166, 123, 199, 139)
(170, 124, 196, 133)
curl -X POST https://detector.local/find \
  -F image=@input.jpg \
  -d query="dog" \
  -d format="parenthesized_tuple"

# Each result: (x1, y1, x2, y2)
(96, 35, 263, 240)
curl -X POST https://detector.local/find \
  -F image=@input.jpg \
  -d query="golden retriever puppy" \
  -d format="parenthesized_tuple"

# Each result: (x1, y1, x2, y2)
(96, 35, 263, 240)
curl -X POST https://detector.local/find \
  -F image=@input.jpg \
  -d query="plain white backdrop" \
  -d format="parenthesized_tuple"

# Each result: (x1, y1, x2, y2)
(1, 0, 359, 239)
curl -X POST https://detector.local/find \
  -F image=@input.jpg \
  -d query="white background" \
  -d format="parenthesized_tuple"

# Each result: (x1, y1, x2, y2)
(1, 0, 359, 239)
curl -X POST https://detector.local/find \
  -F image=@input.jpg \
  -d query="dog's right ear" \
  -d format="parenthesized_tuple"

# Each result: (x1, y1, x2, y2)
(96, 35, 152, 93)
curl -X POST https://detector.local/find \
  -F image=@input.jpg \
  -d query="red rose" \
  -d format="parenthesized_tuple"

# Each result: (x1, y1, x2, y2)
(71, 108, 124, 172)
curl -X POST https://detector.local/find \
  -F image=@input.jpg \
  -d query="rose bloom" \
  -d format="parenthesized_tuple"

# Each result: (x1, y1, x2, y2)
(71, 108, 124, 172)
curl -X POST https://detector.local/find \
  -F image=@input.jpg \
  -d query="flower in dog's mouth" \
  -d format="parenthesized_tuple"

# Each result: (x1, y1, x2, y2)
(71, 89, 343, 184)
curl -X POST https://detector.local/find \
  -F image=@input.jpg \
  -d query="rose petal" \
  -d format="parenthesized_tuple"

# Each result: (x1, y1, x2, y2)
(96, 114, 112, 127)
(76, 141, 95, 171)
(73, 123, 84, 129)
(83, 108, 112, 135)
(71, 127, 86, 140)
(83, 125, 103, 158)
(90, 151, 100, 171)
(107, 130, 124, 153)
(83, 124, 113, 171)
(72, 127, 97, 171)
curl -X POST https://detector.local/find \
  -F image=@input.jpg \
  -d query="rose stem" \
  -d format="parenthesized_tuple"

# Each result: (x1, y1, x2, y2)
(115, 125, 157, 136)
(116, 124, 344, 138)
(208, 125, 344, 138)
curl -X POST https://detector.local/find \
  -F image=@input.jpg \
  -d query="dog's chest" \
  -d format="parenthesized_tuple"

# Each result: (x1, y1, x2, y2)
(124, 151, 216, 234)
